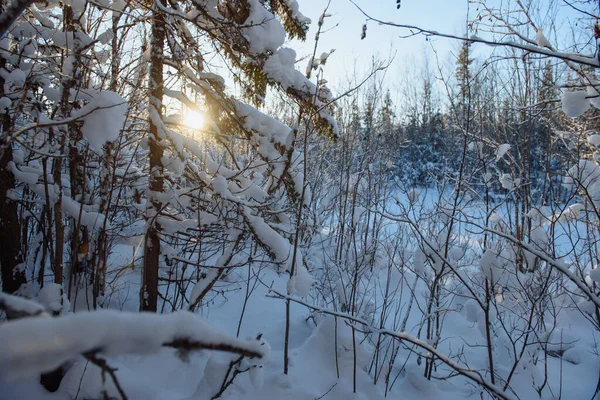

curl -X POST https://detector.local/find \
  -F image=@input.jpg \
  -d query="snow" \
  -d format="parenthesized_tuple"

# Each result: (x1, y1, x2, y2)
(567, 203, 584, 219)
(30, 7, 54, 29)
(248, 365, 264, 389)
(109, 0, 127, 14)
(70, 0, 85, 19)
(589, 267, 600, 283)
(97, 30, 114, 45)
(463, 298, 481, 323)
(211, 175, 230, 197)
(8, 161, 39, 185)
(236, 102, 292, 148)
(235, 101, 293, 164)
(293, 264, 313, 298)
(60, 360, 159, 399)
(495, 143, 511, 161)
(589, 134, 600, 147)
(535, 29, 553, 50)
(193, 351, 235, 398)
(190, 270, 220, 306)
(281, 0, 311, 24)
(565, 160, 600, 203)
(61, 56, 75, 77)
(2, 68, 26, 89)
(244, 208, 291, 266)
(3, 210, 600, 400)
(263, 48, 312, 92)
(0, 310, 265, 381)
(261, 48, 339, 136)
(72, 91, 127, 154)
(586, 81, 600, 109)
(413, 249, 425, 275)
(0, 293, 47, 318)
(499, 173, 514, 190)
(5, 1, 600, 399)
(407, 188, 420, 203)
(38, 283, 68, 314)
(243, 0, 286, 55)
(61, 195, 109, 231)
(51, 31, 93, 49)
(479, 249, 502, 283)
(0, 97, 10, 110)
(561, 90, 590, 117)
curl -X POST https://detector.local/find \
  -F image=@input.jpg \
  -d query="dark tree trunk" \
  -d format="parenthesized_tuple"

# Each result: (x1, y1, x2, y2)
(141, 0, 166, 312)
(0, 56, 26, 294)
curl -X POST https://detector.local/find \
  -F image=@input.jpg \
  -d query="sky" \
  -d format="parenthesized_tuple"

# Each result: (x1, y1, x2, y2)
(289, 0, 470, 91)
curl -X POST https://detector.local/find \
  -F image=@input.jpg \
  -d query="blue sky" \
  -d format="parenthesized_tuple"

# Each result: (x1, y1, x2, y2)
(290, 0, 470, 90)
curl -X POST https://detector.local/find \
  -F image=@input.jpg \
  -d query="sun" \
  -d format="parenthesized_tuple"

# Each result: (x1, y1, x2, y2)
(183, 110, 205, 130)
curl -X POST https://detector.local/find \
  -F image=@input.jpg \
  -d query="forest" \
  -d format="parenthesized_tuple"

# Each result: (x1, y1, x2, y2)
(1, 0, 600, 399)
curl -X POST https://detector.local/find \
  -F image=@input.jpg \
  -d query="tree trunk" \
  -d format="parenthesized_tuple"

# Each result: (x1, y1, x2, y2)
(0, 58, 26, 293)
(141, 0, 166, 312)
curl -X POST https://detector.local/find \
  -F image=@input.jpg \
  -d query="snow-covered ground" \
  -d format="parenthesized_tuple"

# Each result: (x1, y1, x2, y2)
(2, 187, 600, 400)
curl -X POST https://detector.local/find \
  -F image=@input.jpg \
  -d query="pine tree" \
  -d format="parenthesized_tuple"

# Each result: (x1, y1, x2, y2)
(455, 40, 473, 128)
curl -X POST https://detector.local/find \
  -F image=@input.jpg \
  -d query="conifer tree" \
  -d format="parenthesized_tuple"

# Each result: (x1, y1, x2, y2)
(455, 40, 473, 129)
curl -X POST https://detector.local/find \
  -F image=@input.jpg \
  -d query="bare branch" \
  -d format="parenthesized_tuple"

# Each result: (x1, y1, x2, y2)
(348, 0, 599, 68)
(268, 289, 514, 400)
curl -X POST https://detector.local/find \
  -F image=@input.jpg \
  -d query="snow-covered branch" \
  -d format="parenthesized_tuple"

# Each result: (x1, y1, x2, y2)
(0, 0, 36, 38)
(473, 222, 600, 308)
(0, 309, 265, 381)
(1, 97, 127, 155)
(0, 293, 48, 320)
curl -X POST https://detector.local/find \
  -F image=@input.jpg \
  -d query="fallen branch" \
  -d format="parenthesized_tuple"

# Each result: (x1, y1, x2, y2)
(0, 304, 265, 382)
